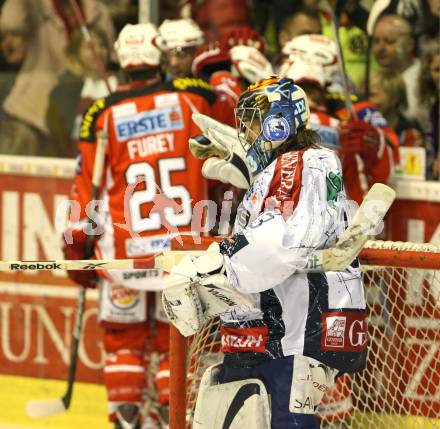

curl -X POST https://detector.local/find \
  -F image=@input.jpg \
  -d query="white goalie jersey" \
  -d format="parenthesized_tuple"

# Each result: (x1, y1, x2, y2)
(219, 147, 367, 373)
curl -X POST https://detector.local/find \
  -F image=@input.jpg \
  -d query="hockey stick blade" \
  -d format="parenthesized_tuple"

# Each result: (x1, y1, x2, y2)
(320, 183, 396, 271)
(26, 398, 66, 419)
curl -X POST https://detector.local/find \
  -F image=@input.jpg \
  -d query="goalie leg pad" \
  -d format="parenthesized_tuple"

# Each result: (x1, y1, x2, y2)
(289, 355, 338, 415)
(193, 364, 271, 429)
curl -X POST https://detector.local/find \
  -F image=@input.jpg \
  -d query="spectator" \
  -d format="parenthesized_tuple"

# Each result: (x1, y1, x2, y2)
(184, 0, 252, 43)
(0, 0, 114, 157)
(49, 25, 119, 157)
(100, 0, 138, 35)
(277, 6, 322, 48)
(369, 69, 424, 147)
(0, 30, 28, 68)
(0, 26, 28, 108)
(321, 2, 369, 91)
(371, 14, 427, 127)
(276, 5, 367, 91)
(418, 38, 440, 179)
(369, 0, 439, 41)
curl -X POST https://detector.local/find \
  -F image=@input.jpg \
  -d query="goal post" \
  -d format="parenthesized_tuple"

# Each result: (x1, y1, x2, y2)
(168, 237, 440, 429)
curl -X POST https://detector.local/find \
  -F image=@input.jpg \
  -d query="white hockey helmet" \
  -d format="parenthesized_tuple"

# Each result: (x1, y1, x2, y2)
(114, 23, 161, 70)
(279, 54, 325, 88)
(158, 18, 204, 51)
(230, 45, 273, 84)
(282, 34, 338, 85)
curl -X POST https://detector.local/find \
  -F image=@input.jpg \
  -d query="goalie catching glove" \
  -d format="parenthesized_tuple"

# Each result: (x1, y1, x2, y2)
(189, 113, 252, 189)
(162, 243, 255, 337)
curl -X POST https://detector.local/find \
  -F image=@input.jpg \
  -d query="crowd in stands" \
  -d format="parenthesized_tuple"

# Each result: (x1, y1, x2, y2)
(0, 0, 438, 178)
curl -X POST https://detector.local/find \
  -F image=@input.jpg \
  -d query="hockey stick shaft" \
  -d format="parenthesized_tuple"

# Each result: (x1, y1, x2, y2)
(62, 285, 85, 409)
(0, 251, 202, 273)
(320, 0, 356, 119)
(7, 186, 395, 274)
(320, 0, 372, 196)
(318, 183, 395, 271)
(61, 115, 108, 411)
(68, 0, 112, 95)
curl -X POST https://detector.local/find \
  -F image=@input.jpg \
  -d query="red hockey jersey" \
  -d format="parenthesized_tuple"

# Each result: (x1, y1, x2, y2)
(70, 79, 216, 268)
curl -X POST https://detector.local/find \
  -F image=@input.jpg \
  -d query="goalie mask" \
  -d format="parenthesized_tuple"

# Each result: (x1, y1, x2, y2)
(235, 76, 310, 175)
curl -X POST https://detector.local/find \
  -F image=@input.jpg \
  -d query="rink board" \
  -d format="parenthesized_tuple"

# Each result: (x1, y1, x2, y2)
(0, 156, 439, 428)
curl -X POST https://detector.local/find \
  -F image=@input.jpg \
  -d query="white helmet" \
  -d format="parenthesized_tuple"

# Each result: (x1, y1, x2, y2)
(230, 45, 273, 84)
(279, 54, 325, 88)
(282, 34, 338, 85)
(114, 23, 161, 69)
(158, 19, 204, 51)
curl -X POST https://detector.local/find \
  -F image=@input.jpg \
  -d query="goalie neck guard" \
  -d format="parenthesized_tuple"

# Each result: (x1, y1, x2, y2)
(235, 76, 310, 175)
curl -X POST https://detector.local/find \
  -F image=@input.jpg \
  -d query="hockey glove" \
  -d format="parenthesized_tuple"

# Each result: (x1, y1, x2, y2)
(162, 243, 255, 337)
(161, 255, 205, 337)
(62, 223, 98, 289)
(339, 119, 381, 165)
(189, 113, 252, 189)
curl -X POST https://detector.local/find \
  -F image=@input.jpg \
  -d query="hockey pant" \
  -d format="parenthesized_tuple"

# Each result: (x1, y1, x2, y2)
(219, 355, 321, 429)
(103, 321, 170, 423)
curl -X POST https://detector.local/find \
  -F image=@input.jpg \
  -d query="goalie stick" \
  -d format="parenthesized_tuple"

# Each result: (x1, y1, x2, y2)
(316, 183, 395, 271)
(25, 113, 108, 419)
(6, 184, 395, 277)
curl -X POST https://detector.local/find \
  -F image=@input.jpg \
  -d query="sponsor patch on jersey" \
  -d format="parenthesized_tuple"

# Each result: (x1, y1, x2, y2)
(321, 312, 367, 352)
(79, 98, 106, 141)
(108, 284, 141, 310)
(154, 92, 179, 108)
(125, 235, 172, 257)
(114, 106, 183, 141)
(172, 77, 213, 91)
(220, 326, 268, 352)
(262, 115, 290, 142)
(112, 101, 137, 119)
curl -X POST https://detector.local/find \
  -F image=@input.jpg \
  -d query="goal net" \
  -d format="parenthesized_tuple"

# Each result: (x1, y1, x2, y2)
(168, 237, 440, 429)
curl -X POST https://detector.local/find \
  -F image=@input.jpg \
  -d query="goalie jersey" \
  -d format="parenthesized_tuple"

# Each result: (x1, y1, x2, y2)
(220, 147, 367, 374)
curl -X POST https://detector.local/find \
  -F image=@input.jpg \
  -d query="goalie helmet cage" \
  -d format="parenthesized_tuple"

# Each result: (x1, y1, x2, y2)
(169, 237, 440, 429)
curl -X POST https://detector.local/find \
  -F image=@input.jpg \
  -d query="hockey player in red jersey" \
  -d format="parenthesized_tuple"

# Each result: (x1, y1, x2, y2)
(62, 23, 218, 429)
(192, 26, 272, 110)
(281, 34, 400, 205)
(163, 77, 368, 428)
(157, 18, 235, 128)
